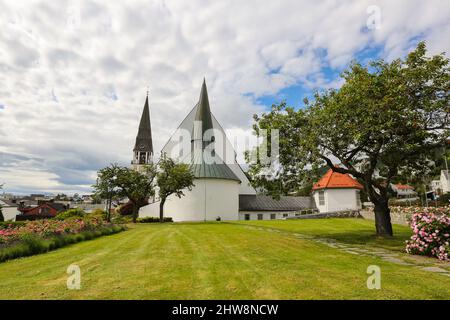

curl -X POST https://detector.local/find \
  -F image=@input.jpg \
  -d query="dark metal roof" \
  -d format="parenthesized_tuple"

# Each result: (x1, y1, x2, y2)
(47, 202, 67, 212)
(0, 199, 18, 207)
(189, 151, 241, 182)
(193, 78, 214, 140)
(133, 95, 153, 153)
(239, 195, 316, 211)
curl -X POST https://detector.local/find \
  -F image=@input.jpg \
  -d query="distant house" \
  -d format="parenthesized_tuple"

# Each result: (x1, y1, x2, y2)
(441, 170, 450, 193)
(29, 194, 48, 201)
(0, 199, 20, 222)
(391, 183, 417, 199)
(17, 202, 67, 220)
(312, 168, 363, 213)
(430, 180, 442, 195)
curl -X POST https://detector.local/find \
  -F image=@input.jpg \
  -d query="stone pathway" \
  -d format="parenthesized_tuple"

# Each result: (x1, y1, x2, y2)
(242, 225, 450, 278)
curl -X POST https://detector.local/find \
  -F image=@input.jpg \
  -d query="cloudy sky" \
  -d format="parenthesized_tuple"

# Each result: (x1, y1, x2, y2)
(0, 0, 449, 195)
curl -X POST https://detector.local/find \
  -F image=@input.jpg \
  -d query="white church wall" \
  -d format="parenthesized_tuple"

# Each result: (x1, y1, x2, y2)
(139, 178, 239, 222)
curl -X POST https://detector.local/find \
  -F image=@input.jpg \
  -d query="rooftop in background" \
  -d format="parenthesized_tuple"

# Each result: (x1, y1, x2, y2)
(312, 168, 363, 191)
(393, 184, 415, 190)
(239, 195, 316, 211)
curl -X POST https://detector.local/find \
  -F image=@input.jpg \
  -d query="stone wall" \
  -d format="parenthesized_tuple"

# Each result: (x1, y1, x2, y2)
(288, 210, 361, 220)
(360, 207, 411, 225)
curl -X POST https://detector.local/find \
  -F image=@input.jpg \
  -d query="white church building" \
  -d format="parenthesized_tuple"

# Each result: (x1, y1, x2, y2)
(134, 80, 360, 222)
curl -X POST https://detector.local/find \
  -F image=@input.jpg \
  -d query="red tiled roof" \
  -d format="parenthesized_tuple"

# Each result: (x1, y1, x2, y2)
(312, 168, 363, 190)
(394, 184, 414, 190)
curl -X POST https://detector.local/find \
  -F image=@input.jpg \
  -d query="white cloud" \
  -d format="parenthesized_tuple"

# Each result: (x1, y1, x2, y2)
(0, 0, 448, 194)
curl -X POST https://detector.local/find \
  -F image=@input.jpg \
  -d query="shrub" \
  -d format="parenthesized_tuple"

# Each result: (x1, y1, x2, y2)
(111, 215, 133, 224)
(137, 217, 173, 223)
(55, 208, 86, 220)
(89, 209, 108, 220)
(117, 202, 134, 216)
(405, 207, 450, 261)
(437, 193, 450, 207)
(0, 221, 26, 229)
(0, 226, 125, 263)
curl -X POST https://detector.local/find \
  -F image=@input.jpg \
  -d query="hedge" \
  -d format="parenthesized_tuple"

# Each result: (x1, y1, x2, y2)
(0, 225, 125, 263)
(137, 217, 173, 223)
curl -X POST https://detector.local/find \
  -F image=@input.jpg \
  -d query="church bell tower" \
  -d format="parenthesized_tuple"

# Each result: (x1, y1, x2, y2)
(132, 92, 153, 172)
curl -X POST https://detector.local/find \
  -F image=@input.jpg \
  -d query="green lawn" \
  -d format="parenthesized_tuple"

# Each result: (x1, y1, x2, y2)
(234, 218, 412, 251)
(0, 219, 448, 299)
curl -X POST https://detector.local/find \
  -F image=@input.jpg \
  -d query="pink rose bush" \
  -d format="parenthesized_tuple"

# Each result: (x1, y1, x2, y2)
(405, 206, 450, 261)
(0, 217, 105, 245)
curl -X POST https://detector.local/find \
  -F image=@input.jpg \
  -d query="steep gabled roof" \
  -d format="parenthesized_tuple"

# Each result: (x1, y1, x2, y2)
(312, 168, 363, 190)
(133, 95, 153, 153)
(193, 78, 214, 140)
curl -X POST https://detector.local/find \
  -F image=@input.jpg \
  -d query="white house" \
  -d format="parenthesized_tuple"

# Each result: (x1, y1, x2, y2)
(390, 183, 417, 199)
(312, 168, 363, 213)
(0, 199, 20, 221)
(441, 170, 450, 193)
(430, 180, 442, 194)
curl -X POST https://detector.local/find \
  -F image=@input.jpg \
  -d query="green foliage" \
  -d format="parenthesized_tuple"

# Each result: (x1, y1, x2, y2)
(0, 221, 26, 229)
(437, 193, 450, 206)
(157, 155, 195, 201)
(88, 208, 108, 220)
(137, 217, 173, 223)
(55, 208, 86, 220)
(111, 215, 134, 224)
(157, 155, 195, 222)
(247, 42, 449, 236)
(94, 163, 157, 223)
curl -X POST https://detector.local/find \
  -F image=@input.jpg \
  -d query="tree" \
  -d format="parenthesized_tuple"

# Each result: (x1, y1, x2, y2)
(247, 42, 449, 236)
(93, 166, 121, 222)
(157, 155, 195, 223)
(93, 164, 157, 223)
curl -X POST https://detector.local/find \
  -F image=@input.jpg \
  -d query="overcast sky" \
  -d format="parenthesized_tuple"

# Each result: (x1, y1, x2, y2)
(0, 0, 449, 195)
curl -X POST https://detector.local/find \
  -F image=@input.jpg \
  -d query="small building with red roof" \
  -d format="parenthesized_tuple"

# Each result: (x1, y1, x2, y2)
(312, 167, 363, 213)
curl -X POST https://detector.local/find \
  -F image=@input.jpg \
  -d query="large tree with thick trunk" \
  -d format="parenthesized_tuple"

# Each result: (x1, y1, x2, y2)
(247, 42, 449, 236)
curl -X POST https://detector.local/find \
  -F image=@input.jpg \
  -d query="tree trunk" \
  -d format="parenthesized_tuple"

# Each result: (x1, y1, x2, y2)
(373, 200, 393, 236)
(132, 203, 138, 223)
(159, 199, 166, 223)
(107, 194, 112, 222)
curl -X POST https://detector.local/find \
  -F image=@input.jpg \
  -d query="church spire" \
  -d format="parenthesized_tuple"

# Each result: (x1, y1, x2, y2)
(192, 78, 214, 152)
(195, 78, 214, 136)
(132, 93, 153, 169)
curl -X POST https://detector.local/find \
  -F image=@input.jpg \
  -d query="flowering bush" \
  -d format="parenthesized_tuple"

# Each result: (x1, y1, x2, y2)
(405, 206, 450, 261)
(0, 217, 105, 245)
